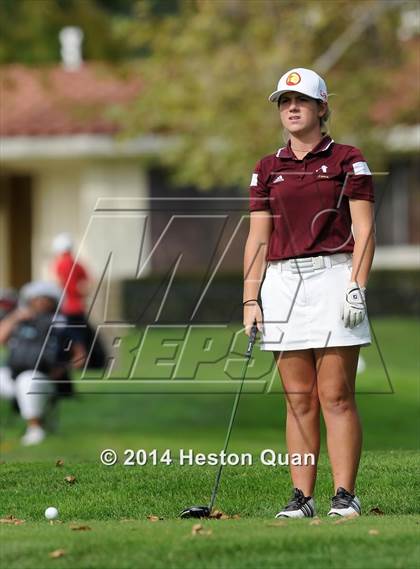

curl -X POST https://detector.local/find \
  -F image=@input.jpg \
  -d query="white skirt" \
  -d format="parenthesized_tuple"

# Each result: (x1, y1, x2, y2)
(259, 253, 372, 351)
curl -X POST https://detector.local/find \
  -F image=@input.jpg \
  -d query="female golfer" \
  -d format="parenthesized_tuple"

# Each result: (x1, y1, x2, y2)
(243, 68, 375, 518)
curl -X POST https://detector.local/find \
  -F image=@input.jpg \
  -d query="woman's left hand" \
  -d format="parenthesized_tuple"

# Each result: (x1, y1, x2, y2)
(341, 282, 367, 328)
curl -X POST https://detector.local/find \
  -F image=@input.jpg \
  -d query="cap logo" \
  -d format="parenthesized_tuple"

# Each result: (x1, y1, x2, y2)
(286, 72, 301, 86)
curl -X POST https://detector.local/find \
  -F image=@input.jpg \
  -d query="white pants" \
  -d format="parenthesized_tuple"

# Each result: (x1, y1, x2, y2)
(0, 367, 55, 420)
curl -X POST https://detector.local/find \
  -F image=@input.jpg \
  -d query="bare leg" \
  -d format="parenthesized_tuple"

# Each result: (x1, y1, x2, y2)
(15, 370, 54, 445)
(315, 346, 362, 493)
(274, 349, 320, 496)
(28, 418, 43, 428)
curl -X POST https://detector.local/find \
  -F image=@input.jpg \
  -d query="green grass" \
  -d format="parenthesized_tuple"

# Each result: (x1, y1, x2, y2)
(1, 455, 419, 569)
(0, 317, 419, 568)
(1, 452, 419, 519)
(2, 517, 419, 569)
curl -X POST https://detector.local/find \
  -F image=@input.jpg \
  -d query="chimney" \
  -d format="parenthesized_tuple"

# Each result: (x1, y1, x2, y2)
(59, 27, 84, 71)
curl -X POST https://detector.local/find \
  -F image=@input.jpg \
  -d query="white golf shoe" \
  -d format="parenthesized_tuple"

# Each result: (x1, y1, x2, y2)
(327, 487, 361, 517)
(275, 488, 316, 518)
(21, 425, 46, 446)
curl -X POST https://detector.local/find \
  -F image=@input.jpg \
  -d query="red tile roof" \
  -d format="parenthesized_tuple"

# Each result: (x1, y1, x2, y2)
(1, 37, 418, 138)
(0, 63, 141, 136)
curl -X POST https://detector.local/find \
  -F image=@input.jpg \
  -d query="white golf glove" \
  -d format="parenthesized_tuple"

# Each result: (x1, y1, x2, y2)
(342, 281, 367, 329)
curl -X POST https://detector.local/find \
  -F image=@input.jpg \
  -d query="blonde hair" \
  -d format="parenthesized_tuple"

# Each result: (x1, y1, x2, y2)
(320, 103, 331, 135)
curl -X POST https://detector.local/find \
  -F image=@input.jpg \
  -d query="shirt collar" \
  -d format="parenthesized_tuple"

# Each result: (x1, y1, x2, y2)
(276, 135, 334, 159)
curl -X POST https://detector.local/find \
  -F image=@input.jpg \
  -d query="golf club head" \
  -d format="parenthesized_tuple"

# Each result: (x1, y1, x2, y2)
(179, 505, 211, 519)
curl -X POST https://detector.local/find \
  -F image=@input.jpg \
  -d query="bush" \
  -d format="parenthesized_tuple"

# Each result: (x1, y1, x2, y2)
(122, 269, 419, 324)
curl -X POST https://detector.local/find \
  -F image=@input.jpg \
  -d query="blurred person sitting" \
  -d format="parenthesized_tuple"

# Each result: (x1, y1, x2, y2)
(51, 232, 106, 369)
(0, 281, 85, 446)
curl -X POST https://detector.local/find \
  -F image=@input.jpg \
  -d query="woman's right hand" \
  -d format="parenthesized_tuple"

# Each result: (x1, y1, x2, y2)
(13, 306, 34, 322)
(243, 302, 264, 336)
(0, 307, 34, 344)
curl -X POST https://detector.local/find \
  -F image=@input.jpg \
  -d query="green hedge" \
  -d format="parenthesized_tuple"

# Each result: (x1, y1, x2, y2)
(122, 269, 419, 323)
(366, 270, 419, 316)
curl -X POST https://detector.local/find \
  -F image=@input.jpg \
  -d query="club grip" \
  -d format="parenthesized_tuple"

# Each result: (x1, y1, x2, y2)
(245, 322, 258, 358)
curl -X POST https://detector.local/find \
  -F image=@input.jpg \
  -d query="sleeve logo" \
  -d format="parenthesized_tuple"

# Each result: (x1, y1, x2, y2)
(352, 161, 371, 175)
(250, 173, 258, 186)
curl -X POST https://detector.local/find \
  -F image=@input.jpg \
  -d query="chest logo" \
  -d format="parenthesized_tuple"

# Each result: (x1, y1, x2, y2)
(315, 164, 330, 178)
(317, 165, 328, 173)
(273, 174, 285, 183)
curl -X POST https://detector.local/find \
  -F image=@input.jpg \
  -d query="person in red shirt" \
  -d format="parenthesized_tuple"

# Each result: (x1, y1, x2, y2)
(243, 68, 375, 519)
(51, 233, 106, 370)
(52, 233, 89, 318)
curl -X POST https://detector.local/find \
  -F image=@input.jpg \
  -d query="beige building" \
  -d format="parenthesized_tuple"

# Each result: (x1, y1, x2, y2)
(0, 55, 159, 320)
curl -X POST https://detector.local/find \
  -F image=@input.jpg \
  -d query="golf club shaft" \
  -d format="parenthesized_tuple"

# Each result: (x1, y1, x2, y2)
(208, 323, 258, 511)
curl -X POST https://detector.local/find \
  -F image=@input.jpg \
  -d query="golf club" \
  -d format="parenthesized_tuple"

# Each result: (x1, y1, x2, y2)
(180, 321, 259, 519)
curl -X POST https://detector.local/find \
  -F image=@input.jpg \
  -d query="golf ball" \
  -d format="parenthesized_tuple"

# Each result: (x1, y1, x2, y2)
(45, 507, 59, 520)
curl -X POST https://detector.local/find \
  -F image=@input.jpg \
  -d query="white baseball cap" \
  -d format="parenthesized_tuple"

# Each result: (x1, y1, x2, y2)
(52, 232, 73, 254)
(20, 281, 63, 304)
(269, 68, 328, 103)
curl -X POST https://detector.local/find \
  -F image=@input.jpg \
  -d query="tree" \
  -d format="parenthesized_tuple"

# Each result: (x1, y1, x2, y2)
(1, 0, 413, 189)
(0, 0, 136, 64)
(114, 0, 407, 189)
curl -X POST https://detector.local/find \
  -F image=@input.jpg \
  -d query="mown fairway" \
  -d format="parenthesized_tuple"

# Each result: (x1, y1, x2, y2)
(1, 318, 419, 568)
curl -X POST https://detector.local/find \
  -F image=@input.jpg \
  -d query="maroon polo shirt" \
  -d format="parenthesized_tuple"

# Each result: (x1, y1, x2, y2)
(248, 135, 375, 261)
